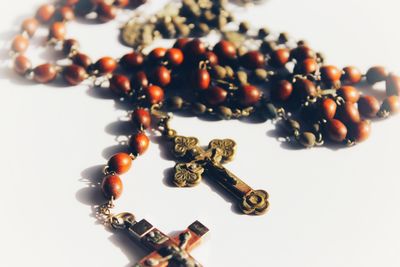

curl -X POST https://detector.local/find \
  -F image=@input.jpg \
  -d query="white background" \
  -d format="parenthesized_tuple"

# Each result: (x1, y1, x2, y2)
(1, 0, 400, 266)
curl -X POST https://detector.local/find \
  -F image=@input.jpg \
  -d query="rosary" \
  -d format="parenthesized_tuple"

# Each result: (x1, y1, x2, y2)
(9, 0, 400, 266)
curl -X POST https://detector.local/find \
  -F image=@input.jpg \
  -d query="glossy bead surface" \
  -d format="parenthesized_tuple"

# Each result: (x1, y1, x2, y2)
(213, 40, 236, 61)
(132, 108, 151, 129)
(358, 95, 380, 118)
(107, 153, 132, 175)
(21, 18, 39, 37)
(33, 64, 57, 83)
(337, 103, 360, 125)
(202, 51, 218, 67)
(148, 47, 167, 62)
(366, 66, 388, 84)
(101, 175, 123, 200)
(72, 53, 92, 69)
(239, 85, 262, 106)
(56, 6, 75, 21)
(240, 51, 265, 70)
(320, 65, 341, 85)
(14, 55, 32, 75)
(144, 85, 165, 104)
(11, 35, 29, 53)
(382, 95, 400, 113)
(205, 86, 228, 106)
(385, 74, 400, 96)
(62, 64, 87, 85)
(173, 38, 190, 50)
(120, 52, 144, 69)
(337, 86, 360, 103)
(290, 45, 315, 61)
(348, 120, 371, 142)
(270, 48, 290, 68)
(320, 98, 337, 119)
(271, 80, 293, 102)
(294, 58, 318, 75)
(49, 22, 66, 40)
(110, 74, 131, 95)
(184, 39, 206, 62)
(342, 66, 362, 84)
(36, 4, 55, 23)
(192, 69, 210, 90)
(326, 119, 348, 142)
(152, 66, 171, 87)
(129, 132, 150, 155)
(293, 78, 317, 101)
(95, 57, 117, 75)
(97, 3, 117, 22)
(166, 48, 184, 66)
(131, 71, 149, 89)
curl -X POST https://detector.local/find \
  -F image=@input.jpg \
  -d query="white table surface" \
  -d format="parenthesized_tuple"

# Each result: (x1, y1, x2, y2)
(1, 0, 400, 266)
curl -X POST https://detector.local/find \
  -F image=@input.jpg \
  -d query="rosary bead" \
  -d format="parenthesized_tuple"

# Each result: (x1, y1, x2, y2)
(144, 85, 165, 104)
(192, 69, 211, 90)
(320, 98, 337, 119)
(120, 51, 144, 69)
(385, 74, 400, 96)
(342, 66, 362, 84)
(21, 18, 39, 37)
(114, 0, 130, 8)
(148, 47, 167, 62)
(173, 38, 190, 50)
(131, 71, 149, 90)
(97, 3, 117, 22)
(95, 57, 117, 75)
(101, 174, 123, 200)
(75, 0, 97, 16)
(294, 58, 318, 75)
(290, 45, 315, 61)
(129, 132, 150, 155)
(239, 85, 262, 106)
(337, 86, 360, 103)
(166, 96, 184, 110)
(72, 53, 92, 69)
(202, 51, 219, 67)
(326, 119, 348, 142)
(205, 86, 228, 105)
(165, 48, 184, 66)
(152, 66, 171, 87)
(269, 48, 290, 68)
(366, 66, 388, 84)
(337, 102, 360, 125)
(33, 63, 57, 83)
(271, 80, 293, 102)
(298, 132, 316, 148)
(110, 74, 131, 95)
(36, 4, 55, 23)
(132, 108, 151, 129)
(11, 35, 29, 53)
(240, 51, 265, 70)
(62, 39, 79, 56)
(293, 78, 317, 101)
(348, 120, 371, 142)
(49, 22, 67, 40)
(55, 6, 75, 21)
(13, 55, 32, 75)
(108, 153, 133, 174)
(320, 65, 341, 86)
(358, 95, 380, 118)
(213, 40, 236, 62)
(381, 95, 400, 113)
(184, 39, 206, 62)
(62, 64, 87, 85)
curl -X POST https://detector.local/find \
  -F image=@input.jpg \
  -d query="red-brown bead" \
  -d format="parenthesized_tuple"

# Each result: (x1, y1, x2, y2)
(326, 119, 348, 142)
(11, 35, 29, 53)
(148, 47, 167, 62)
(290, 45, 315, 61)
(95, 57, 117, 75)
(101, 174, 123, 200)
(62, 64, 87, 85)
(72, 53, 92, 69)
(184, 39, 206, 61)
(107, 153, 133, 175)
(213, 40, 236, 62)
(358, 95, 380, 118)
(36, 4, 56, 23)
(33, 64, 58, 83)
(294, 58, 318, 75)
(205, 86, 228, 106)
(293, 78, 317, 101)
(55, 6, 75, 21)
(129, 132, 150, 155)
(49, 22, 67, 40)
(366, 66, 388, 85)
(320, 98, 337, 120)
(239, 85, 262, 106)
(192, 69, 211, 90)
(152, 66, 171, 87)
(120, 52, 144, 70)
(97, 3, 117, 22)
(348, 120, 371, 143)
(270, 48, 290, 68)
(202, 51, 219, 67)
(21, 18, 39, 37)
(166, 48, 184, 66)
(131, 71, 149, 90)
(337, 86, 360, 103)
(173, 38, 190, 50)
(337, 102, 360, 125)
(14, 55, 32, 75)
(110, 74, 131, 95)
(382, 95, 400, 113)
(240, 51, 265, 70)
(271, 80, 293, 102)
(320, 65, 341, 86)
(342, 66, 362, 84)
(385, 74, 400, 96)
(144, 85, 165, 104)
(132, 108, 151, 129)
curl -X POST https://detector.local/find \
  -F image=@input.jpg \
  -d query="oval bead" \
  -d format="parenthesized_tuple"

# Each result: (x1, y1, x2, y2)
(320, 98, 337, 119)
(166, 48, 184, 66)
(95, 57, 117, 75)
(326, 119, 348, 142)
(101, 175, 123, 200)
(33, 64, 57, 83)
(72, 53, 92, 69)
(337, 86, 360, 103)
(240, 51, 265, 70)
(184, 39, 206, 62)
(320, 65, 341, 86)
(36, 4, 55, 23)
(107, 153, 133, 175)
(129, 132, 150, 155)
(239, 85, 262, 106)
(62, 39, 79, 55)
(358, 95, 380, 118)
(192, 69, 210, 90)
(290, 45, 315, 61)
(21, 18, 39, 37)
(62, 64, 87, 85)
(337, 103, 360, 125)
(348, 120, 371, 143)
(213, 40, 236, 62)
(293, 78, 317, 101)
(202, 51, 218, 67)
(14, 55, 32, 75)
(110, 74, 131, 95)
(152, 66, 171, 87)
(55, 6, 75, 21)
(49, 22, 66, 40)
(382, 95, 400, 113)
(366, 66, 388, 84)
(342, 66, 362, 84)
(270, 48, 290, 68)
(148, 47, 167, 62)
(294, 58, 318, 75)
(11, 35, 29, 53)
(131, 71, 149, 90)
(205, 86, 228, 106)
(144, 85, 165, 104)
(120, 52, 144, 70)
(385, 74, 400, 96)
(132, 108, 151, 129)
(96, 3, 117, 22)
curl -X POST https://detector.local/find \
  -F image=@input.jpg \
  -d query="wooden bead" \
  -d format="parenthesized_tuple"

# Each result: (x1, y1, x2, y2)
(320, 98, 337, 119)
(33, 64, 57, 83)
(202, 51, 218, 67)
(348, 120, 371, 142)
(342, 66, 362, 84)
(101, 174, 123, 200)
(337, 86, 360, 103)
(358, 95, 380, 118)
(129, 132, 150, 155)
(107, 153, 133, 175)
(213, 40, 236, 61)
(166, 48, 184, 66)
(131, 71, 149, 90)
(240, 51, 265, 70)
(239, 85, 262, 106)
(21, 18, 39, 37)
(366, 66, 388, 84)
(120, 52, 144, 69)
(62, 39, 79, 55)
(173, 38, 190, 50)
(152, 66, 171, 87)
(62, 64, 87, 85)
(205, 86, 228, 106)
(290, 45, 315, 61)
(337, 103, 360, 125)
(11, 35, 29, 53)
(95, 57, 117, 75)
(72, 53, 92, 69)
(49, 22, 67, 40)
(55, 6, 75, 21)
(14, 55, 32, 75)
(293, 78, 317, 101)
(294, 58, 318, 75)
(269, 48, 290, 68)
(36, 4, 55, 23)
(385, 74, 400, 96)
(132, 108, 151, 129)
(192, 69, 210, 90)
(110, 74, 131, 95)
(97, 3, 117, 22)
(271, 80, 293, 102)
(320, 65, 341, 85)
(382, 95, 400, 113)
(326, 119, 348, 142)
(144, 85, 165, 104)
(184, 39, 207, 62)
(148, 47, 167, 62)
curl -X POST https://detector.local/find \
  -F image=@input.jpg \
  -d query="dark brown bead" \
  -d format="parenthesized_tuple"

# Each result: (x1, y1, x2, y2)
(239, 85, 262, 106)
(14, 55, 32, 75)
(184, 39, 206, 57)
(148, 47, 167, 62)
(129, 132, 150, 155)
(213, 40, 236, 62)
(366, 66, 388, 84)
(173, 38, 190, 50)
(358, 95, 380, 118)
(107, 153, 133, 175)
(55, 6, 75, 21)
(101, 174, 123, 200)
(72, 53, 92, 69)
(144, 85, 165, 104)
(62, 39, 79, 55)
(320, 65, 341, 85)
(326, 119, 348, 142)
(110, 74, 131, 95)
(33, 64, 57, 83)
(294, 58, 318, 75)
(165, 48, 184, 66)
(348, 120, 371, 142)
(120, 52, 144, 70)
(320, 98, 337, 119)
(152, 66, 171, 87)
(132, 108, 151, 129)
(97, 3, 117, 22)
(205, 86, 228, 106)
(337, 86, 360, 103)
(131, 71, 148, 89)
(293, 78, 317, 101)
(75, 0, 96, 16)
(342, 66, 362, 84)
(49, 22, 67, 40)
(21, 18, 39, 37)
(95, 57, 117, 75)
(36, 4, 55, 23)
(240, 51, 265, 70)
(202, 51, 218, 67)
(337, 102, 360, 125)
(62, 64, 87, 85)
(271, 80, 293, 102)
(290, 45, 315, 61)
(11, 35, 29, 53)
(385, 74, 400, 96)
(192, 69, 210, 90)
(269, 48, 290, 68)
(382, 95, 400, 113)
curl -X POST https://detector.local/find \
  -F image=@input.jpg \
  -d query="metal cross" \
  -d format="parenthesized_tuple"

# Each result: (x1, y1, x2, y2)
(171, 135, 269, 215)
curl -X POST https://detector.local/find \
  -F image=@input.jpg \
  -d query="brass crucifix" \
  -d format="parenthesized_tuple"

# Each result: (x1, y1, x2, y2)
(171, 135, 269, 215)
